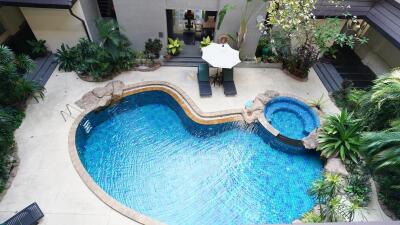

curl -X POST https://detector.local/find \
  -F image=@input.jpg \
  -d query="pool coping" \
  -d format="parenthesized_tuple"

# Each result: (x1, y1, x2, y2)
(68, 81, 244, 225)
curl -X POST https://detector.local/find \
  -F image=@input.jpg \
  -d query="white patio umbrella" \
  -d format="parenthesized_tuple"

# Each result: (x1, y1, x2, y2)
(201, 43, 241, 68)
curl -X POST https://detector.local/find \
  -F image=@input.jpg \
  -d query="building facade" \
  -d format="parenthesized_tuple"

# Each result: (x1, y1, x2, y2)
(0, 0, 399, 74)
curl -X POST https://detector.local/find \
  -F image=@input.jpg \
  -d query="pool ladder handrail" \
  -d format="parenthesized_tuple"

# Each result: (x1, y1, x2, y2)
(60, 104, 83, 122)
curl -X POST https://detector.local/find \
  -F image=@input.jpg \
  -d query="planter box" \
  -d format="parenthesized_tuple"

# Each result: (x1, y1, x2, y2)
(236, 61, 282, 68)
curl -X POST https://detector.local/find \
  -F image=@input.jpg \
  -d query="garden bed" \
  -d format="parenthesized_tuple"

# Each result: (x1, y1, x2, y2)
(236, 61, 282, 68)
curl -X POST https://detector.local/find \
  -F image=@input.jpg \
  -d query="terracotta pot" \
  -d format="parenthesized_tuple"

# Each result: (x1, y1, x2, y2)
(164, 54, 172, 61)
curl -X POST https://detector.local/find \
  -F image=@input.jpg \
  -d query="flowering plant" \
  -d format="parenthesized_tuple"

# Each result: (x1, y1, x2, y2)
(260, 0, 368, 78)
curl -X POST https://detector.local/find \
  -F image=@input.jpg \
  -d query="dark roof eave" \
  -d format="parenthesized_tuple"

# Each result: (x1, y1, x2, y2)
(0, 0, 76, 9)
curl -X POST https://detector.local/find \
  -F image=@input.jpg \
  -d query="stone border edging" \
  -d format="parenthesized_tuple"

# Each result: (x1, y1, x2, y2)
(123, 81, 244, 124)
(68, 81, 244, 225)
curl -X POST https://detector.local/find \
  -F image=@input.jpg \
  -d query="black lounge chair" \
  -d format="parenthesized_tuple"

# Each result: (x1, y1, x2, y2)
(197, 63, 212, 97)
(3, 202, 44, 225)
(222, 68, 237, 96)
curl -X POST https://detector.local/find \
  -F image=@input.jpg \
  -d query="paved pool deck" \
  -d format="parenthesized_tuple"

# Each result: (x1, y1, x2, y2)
(0, 66, 391, 224)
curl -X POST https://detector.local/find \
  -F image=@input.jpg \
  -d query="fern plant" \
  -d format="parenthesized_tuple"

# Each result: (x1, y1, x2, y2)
(357, 72, 400, 131)
(318, 110, 363, 162)
(362, 126, 400, 173)
(0, 45, 44, 106)
(27, 39, 47, 58)
(55, 43, 78, 72)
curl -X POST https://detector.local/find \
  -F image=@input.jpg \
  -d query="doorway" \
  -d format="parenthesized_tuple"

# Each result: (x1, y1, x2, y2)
(166, 9, 217, 57)
(96, 0, 117, 20)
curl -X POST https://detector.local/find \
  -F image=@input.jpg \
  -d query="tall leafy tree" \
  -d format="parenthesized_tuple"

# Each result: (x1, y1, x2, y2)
(217, 0, 268, 50)
(362, 123, 400, 172)
(357, 72, 400, 131)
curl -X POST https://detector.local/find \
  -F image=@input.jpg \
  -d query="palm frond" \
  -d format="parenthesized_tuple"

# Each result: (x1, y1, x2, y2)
(361, 130, 400, 172)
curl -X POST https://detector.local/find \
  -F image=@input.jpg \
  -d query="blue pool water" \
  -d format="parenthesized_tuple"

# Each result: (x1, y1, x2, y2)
(264, 97, 320, 140)
(76, 91, 322, 225)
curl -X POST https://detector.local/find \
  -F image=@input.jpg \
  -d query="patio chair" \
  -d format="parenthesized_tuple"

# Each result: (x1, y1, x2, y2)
(2, 202, 44, 225)
(222, 68, 237, 96)
(197, 63, 212, 97)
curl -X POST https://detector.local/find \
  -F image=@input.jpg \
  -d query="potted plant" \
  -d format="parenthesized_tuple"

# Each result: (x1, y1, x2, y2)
(144, 38, 163, 58)
(27, 39, 48, 59)
(133, 51, 161, 71)
(166, 38, 183, 58)
(260, 0, 368, 79)
(282, 44, 319, 80)
(200, 36, 212, 48)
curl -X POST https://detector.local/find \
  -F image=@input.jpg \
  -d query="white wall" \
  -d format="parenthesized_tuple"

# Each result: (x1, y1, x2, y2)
(114, 0, 168, 51)
(20, 0, 89, 52)
(355, 26, 400, 76)
(165, 0, 219, 10)
(0, 6, 25, 43)
(114, 0, 265, 57)
(215, 0, 266, 59)
(79, 0, 101, 42)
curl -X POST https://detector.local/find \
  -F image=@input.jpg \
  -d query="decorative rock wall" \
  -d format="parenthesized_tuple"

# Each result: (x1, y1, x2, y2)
(75, 81, 125, 112)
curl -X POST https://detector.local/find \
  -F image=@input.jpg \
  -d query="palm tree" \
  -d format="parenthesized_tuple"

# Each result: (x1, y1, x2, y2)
(361, 127, 400, 173)
(0, 45, 44, 106)
(96, 19, 130, 57)
(308, 173, 343, 220)
(357, 72, 400, 131)
(308, 179, 327, 218)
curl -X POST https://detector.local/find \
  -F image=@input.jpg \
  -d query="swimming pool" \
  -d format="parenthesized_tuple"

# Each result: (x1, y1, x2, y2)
(75, 90, 322, 225)
(264, 97, 320, 140)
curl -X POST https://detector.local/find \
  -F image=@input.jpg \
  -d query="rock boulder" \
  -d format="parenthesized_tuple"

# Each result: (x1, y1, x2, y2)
(302, 130, 319, 149)
(324, 158, 349, 176)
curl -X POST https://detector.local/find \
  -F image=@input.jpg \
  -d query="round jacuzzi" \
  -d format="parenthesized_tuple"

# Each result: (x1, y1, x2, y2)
(264, 96, 320, 141)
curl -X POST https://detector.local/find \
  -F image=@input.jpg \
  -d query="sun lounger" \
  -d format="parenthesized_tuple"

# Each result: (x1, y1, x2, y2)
(197, 63, 212, 97)
(3, 202, 44, 225)
(222, 68, 237, 96)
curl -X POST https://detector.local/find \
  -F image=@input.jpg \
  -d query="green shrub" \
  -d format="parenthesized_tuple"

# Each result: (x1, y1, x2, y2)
(0, 45, 42, 193)
(361, 122, 400, 217)
(376, 172, 400, 218)
(356, 72, 400, 131)
(344, 167, 371, 207)
(56, 19, 136, 80)
(0, 107, 24, 191)
(308, 172, 366, 222)
(318, 110, 363, 162)
(74, 38, 113, 79)
(0, 45, 44, 106)
(27, 39, 47, 58)
(301, 211, 322, 223)
(145, 38, 162, 58)
(96, 18, 135, 71)
(55, 43, 79, 72)
(332, 81, 367, 111)
(362, 128, 400, 173)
